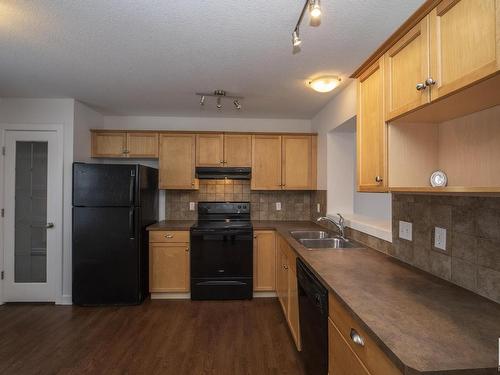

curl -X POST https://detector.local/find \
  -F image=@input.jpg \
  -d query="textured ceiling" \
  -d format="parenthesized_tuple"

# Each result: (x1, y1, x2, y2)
(0, 0, 425, 118)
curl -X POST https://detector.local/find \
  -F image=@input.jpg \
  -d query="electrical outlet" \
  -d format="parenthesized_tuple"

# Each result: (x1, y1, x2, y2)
(276, 202, 281, 211)
(434, 227, 447, 251)
(189, 202, 196, 211)
(316, 203, 321, 213)
(399, 221, 412, 241)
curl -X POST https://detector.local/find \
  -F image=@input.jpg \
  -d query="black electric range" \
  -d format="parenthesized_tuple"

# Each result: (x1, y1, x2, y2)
(190, 202, 253, 300)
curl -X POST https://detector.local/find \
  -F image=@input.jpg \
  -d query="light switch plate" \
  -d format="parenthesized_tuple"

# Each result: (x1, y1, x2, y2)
(399, 221, 412, 241)
(276, 202, 282, 211)
(434, 227, 447, 251)
(189, 202, 196, 211)
(317, 203, 321, 213)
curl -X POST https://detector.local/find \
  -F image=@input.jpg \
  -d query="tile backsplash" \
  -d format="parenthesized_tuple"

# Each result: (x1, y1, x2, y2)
(392, 194, 500, 303)
(164, 179, 318, 221)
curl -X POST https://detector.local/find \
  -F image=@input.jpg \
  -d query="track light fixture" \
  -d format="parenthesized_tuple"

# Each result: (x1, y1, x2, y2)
(195, 90, 243, 111)
(292, 0, 322, 49)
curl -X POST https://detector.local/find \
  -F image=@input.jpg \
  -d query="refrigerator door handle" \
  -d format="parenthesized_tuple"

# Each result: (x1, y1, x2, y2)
(129, 169, 136, 205)
(129, 207, 136, 240)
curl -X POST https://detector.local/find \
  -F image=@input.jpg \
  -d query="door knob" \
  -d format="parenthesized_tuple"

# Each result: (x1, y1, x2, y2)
(46, 222, 55, 229)
(416, 82, 427, 91)
(425, 77, 436, 86)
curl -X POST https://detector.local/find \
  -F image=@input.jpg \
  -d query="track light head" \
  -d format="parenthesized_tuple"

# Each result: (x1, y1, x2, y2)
(233, 100, 241, 110)
(309, 0, 321, 18)
(292, 29, 302, 47)
(200, 95, 205, 106)
(216, 97, 222, 109)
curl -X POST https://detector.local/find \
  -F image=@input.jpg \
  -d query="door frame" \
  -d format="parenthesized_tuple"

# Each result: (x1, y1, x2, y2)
(0, 124, 64, 304)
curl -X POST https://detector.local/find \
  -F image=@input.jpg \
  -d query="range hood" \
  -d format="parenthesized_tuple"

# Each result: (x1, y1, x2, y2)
(195, 167, 251, 180)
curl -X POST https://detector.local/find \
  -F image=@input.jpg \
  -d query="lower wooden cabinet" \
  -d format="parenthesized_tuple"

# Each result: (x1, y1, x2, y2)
(328, 292, 402, 375)
(329, 318, 371, 375)
(276, 234, 301, 350)
(253, 231, 276, 292)
(149, 231, 190, 293)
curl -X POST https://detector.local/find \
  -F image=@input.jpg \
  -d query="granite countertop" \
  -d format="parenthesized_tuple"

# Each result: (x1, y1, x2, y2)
(147, 220, 500, 374)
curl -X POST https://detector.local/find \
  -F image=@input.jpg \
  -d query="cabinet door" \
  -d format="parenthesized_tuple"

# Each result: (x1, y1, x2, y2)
(91, 132, 127, 158)
(149, 243, 190, 292)
(276, 240, 289, 316)
(253, 231, 276, 292)
(329, 319, 370, 375)
(196, 134, 224, 167)
(224, 134, 252, 167)
(251, 135, 282, 190)
(385, 16, 430, 120)
(127, 132, 158, 158)
(357, 58, 387, 192)
(429, 0, 499, 100)
(159, 134, 198, 189)
(282, 135, 316, 190)
(287, 251, 301, 350)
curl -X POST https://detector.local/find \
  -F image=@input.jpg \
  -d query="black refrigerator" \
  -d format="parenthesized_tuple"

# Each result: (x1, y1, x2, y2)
(72, 163, 158, 306)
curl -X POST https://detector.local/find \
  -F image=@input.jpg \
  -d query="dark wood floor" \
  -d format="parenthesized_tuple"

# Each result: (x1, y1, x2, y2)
(0, 298, 306, 375)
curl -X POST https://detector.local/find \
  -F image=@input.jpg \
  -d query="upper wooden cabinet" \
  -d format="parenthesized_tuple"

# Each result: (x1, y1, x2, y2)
(196, 133, 252, 167)
(357, 58, 387, 192)
(385, 16, 430, 120)
(252, 135, 317, 190)
(224, 134, 252, 167)
(126, 132, 158, 158)
(252, 135, 283, 190)
(159, 134, 198, 190)
(91, 131, 158, 158)
(282, 135, 317, 190)
(253, 230, 276, 292)
(429, 0, 499, 100)
(196, 133, 224, 167)
(91, 131, 127, 158)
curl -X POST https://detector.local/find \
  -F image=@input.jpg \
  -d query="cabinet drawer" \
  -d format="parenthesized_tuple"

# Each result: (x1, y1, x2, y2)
(329, 293, 402, 375)
(149, 230, 189, 243)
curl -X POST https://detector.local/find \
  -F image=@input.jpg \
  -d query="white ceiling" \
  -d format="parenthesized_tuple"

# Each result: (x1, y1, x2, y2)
(0, 0, 425, 119)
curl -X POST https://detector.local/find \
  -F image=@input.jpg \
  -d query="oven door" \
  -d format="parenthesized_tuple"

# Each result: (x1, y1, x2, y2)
(190, 228, 253, 279)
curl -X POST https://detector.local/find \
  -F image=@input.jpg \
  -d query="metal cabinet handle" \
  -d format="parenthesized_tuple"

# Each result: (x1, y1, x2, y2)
(375, 176, 383, 183)
(350, 328, 365, 347)
(416, 82, 427, 91)
(164, 234, 174, 239)
(425, 77, 436, 86)
(46, 222, 55, 229)
(185, 247, 189, 252)
(283, 265, 288, 270)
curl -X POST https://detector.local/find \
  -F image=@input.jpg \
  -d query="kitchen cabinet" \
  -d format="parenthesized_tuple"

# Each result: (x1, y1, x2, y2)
(328, 292, 402, 375)
(149, 231, 190, 293)
(196, 133, 224, 167)
(429, 0, 499, 100)
(276, 235, 301, 350)
(253, 231, 276, 292)
(224, 134, 252, 167)
(329, 318, 370, 375)
(357, 58, 387, 192)
(159, 133, 198, 190)
(91, 131, 158, 158)
(91, 131, 127, 157)
(384, 16, 430, 120)
(197, 133, 253, 167)
(252, 135, 316, 190)
(282, 135, 317, 190)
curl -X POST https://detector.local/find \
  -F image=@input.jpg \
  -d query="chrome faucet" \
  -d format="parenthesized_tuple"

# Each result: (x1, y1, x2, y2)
(317, 214, 346, 239)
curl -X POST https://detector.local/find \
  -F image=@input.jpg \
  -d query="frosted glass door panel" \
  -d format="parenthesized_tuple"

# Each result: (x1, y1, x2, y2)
(14, 141, 48, 283)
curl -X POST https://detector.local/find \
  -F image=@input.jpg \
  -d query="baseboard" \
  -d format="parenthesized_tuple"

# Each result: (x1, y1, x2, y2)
(150, 292, 277, 300)
(56, 294, 73, 305)
(253, 291, 277, 298)
(150, 292, 191, 300)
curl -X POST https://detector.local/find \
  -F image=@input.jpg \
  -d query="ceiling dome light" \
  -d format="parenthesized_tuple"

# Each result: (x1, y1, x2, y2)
(309, 0, 321, 18)
(308, 76, 341, 93)
(292, 29, 302, 47)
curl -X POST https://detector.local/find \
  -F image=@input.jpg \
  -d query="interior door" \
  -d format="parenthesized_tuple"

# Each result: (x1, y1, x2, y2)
(2, 130, 62, 302)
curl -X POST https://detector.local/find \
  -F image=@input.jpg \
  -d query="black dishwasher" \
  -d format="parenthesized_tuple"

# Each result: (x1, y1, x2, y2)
(297, 258, 328, 375)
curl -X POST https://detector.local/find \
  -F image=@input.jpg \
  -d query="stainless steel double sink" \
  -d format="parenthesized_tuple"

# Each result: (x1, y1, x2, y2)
(290, 230, 361, 250)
